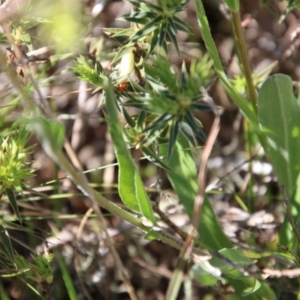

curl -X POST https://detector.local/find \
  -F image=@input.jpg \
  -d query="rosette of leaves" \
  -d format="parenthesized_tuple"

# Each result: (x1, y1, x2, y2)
(110, 0, 190, 56)
(124, 58, 211, 156)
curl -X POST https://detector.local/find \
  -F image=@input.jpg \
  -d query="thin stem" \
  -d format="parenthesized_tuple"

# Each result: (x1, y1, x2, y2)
(281, 185, 300, 245)
(231, 10, 258, 114)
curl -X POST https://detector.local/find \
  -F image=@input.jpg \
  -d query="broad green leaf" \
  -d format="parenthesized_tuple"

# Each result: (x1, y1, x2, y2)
(160, 135, 198, 219)
(258, 74, 300, 197)
(199, 195, 233, 250)
(6, 188, 21, 222)
(210, 247, 252, 279)
(242, 280, 262, 297)
(104, 79, 155, 222)
(210, 247, 274, 298)
(191, 262, 223, 286)
(258, 74, 300, 247)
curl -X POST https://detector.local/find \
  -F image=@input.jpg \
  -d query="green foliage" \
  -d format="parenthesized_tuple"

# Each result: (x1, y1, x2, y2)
(126, 58, 210, 155)
(2, 0, 300, 299)
(104, 79, 155, 222)
(258, 75, 300, 201)
(0, 129, 33, 192)
(159, 135, 198, 220)
(122, 0, 190, 54)
(70, 56, 105, 88)
(258, 75, 300, 248)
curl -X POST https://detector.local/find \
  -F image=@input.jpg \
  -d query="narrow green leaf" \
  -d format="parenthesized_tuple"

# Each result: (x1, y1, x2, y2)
(168, 119, 180, 156)
(195, 0, 258, 127)
(136, 111, 147, 130)
(191, 103, 211, 111)
(0, 225, 14, 263)
(173, 16, 191, 33)
(143, 114, 173, 133)
(111, 46, 133, 66)
(141, 146, 172, 171)
(167, 18, 180, 54)
(130, 16, 163, 43)
(120, 106, 136, 128)
(104, 79, 155, 222)
(123, 11, 157, 21)
(6, 188, 21, 222)
(158, 23, 168, 48)
(129, 1, 163, 13)
(184, 111, 206, 142)
(148, 27, 160, 55)
(180, 122, 197, 146)
(56, 251, 78, 300)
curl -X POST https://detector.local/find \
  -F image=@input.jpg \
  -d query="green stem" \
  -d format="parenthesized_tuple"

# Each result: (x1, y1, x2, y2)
(50, 151, 196, 253)
(231, 10, 258, 114)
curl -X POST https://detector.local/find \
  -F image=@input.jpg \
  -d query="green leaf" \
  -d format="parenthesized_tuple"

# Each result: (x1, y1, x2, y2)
(123, 11, 157, 24)
(104, 79, 155, 222)
(129, 1, 163, 13)
(258, 74, 300, 198)
(199, 195, 233, 250)
(160, 135, 198, 220)
(158, 23, 168, 49)
(191, 262, 223, 286)
(130, 15, 163, 43)
(141, 146, 172, 171)
(0, 225, 14, 263)
(195, 0, 258, 128)
(173, 16, 191, 33)
(70, 56, 104, 86)
(224, 0, 240, 11)
(211, 247, 252, 279)
(242, 280, 262, 297)
(148, 27, 160, 55)
(111, 46, 133, 66)
(183, 111, 206, 142)
(210, 247, 274, 298)
(168, 119, 180, 156)
(6, 188, 21, 223)
(167, 17, 180, 54)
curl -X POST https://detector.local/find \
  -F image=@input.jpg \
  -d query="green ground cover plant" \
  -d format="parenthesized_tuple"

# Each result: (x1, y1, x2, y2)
(1, 0, 300, 299)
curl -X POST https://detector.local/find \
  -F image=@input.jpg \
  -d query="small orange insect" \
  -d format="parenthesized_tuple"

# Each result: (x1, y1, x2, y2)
(116, 82, 129, 93)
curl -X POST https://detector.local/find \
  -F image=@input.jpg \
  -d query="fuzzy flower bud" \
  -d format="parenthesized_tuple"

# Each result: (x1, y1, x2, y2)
(118, 48, 135, 79)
